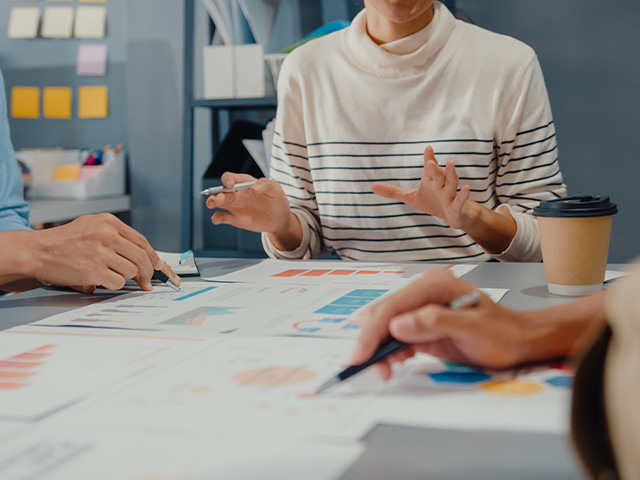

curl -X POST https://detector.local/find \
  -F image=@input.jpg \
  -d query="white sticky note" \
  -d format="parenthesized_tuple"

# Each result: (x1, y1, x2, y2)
(41, 6, 74, 38)
(7, 7, 40, 39)
(76, 43, 108, 76)
(74, 5, 106, 39)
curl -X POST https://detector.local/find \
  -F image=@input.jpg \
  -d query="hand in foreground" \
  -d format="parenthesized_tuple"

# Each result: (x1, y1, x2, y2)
(371, 146, 473, 230)
(206, 172, 302, 251)
(352, 268, 530, 380)
(27, 213, 180, 292)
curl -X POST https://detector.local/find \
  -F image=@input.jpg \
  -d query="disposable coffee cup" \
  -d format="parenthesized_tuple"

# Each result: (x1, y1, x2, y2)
(533, 196, 618, 296)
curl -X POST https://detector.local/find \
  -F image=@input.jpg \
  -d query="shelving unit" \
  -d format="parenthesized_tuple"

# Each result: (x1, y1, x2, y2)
(180, 0, 385, 257)
(181, 0, 277, 256)
(29, 196, 131, 225)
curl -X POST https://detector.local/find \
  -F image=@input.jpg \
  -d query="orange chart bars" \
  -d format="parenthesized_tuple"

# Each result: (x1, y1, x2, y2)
(0, 344, 56, 390)
(271, 269, 406, 278)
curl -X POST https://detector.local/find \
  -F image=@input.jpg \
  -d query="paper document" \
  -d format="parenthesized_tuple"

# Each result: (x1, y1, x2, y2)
(0, 427, 364, 480)
(32, 282, 257, 335)
(605, 269, 630, 283)
(31, 281, 386, 340)
(478, 288, 508, 303)
(367, 354, 573, 434)
(205, 259, 476, 287)
(72, 336, 378, 440)
(157, 250, 199, 276)
(242, 138, 269, 177)
(0, 330, 207, 422)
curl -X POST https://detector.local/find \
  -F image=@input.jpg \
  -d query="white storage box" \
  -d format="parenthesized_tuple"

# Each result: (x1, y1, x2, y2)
(18, 148, 126, 200)
(203, 44, 275, 99)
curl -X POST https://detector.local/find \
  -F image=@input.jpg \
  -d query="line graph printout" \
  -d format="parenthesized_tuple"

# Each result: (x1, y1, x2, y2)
(31, 282, 254, 335)
(0, 330, 209, 422)
(0, 427, 364, 480)
(72, 336, 379, 441)
(204, 260, 477, 287)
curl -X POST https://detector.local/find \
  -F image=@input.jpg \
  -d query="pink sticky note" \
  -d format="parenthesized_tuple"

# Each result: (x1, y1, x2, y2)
(76, 43, 108, 76)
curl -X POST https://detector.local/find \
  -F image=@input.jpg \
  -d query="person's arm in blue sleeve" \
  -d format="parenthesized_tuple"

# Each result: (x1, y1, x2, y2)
(0, 69, 30, 232)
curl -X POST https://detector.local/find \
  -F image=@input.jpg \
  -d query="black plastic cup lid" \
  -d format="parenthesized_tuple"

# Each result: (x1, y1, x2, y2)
(533, 196, 618, 218)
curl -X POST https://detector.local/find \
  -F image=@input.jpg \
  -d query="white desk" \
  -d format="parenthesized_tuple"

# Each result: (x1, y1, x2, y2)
(28, 195, 131, 225)
(0, 261, 599, 479)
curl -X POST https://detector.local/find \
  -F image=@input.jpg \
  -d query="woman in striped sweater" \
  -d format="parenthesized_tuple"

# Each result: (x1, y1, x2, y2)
(206, 0, 566, 263)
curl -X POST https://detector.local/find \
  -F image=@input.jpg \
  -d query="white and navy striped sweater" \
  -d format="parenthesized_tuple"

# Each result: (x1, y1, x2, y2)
(263, 2, 566, 262)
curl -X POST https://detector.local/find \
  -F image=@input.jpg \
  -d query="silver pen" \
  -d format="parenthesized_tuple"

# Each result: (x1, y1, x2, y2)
(200, 180, 257, 196)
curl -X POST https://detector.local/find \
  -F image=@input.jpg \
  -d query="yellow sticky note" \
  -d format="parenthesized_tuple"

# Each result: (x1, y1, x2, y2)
(78, 85, 108, 119)
(54, 164, 82, 181)
(11, 87, 40, 119)
(43, 87, 72, 119)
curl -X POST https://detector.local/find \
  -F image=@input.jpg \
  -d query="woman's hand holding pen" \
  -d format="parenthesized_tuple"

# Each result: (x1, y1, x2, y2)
(352, 268, 531, 380)
(372, 146, 517, 254)
(206, 172, 303, 251)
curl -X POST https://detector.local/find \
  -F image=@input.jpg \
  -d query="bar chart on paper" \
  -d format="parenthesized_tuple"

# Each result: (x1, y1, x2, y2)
(0, 332, 198, 421)
(205, 259, 453, 286)
(259, 288, 389, 339)
(0, 344, 56, 392)
(272, 268, 405, 278)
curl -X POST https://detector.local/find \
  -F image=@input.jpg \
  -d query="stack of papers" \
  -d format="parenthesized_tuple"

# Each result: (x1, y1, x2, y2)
(0, 258, 556, 480)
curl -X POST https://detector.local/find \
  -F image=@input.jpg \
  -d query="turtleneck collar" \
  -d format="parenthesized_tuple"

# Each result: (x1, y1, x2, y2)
(341, 1, 457, 78)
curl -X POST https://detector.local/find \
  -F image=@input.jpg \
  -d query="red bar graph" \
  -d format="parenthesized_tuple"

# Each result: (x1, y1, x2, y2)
(300, 270, 332, 277)
(272, 269, 308, 277)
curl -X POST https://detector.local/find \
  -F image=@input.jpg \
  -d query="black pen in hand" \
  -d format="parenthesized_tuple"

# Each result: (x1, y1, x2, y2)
(315, 290, 482, 394)
(152, 269, 181, 292)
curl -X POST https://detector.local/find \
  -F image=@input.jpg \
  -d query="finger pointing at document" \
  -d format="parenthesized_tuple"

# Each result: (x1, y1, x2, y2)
(26, 214, 181, 292)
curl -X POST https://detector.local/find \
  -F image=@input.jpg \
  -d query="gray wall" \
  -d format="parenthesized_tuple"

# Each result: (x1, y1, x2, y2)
(123, 1, 185, 251)
(457, 0, 640, 262)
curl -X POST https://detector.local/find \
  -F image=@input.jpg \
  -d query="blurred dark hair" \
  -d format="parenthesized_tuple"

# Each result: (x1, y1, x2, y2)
(571, 325, 620, 480)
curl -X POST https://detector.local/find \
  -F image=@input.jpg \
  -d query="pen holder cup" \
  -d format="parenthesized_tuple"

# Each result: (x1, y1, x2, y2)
(20, 149, 126, 201)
